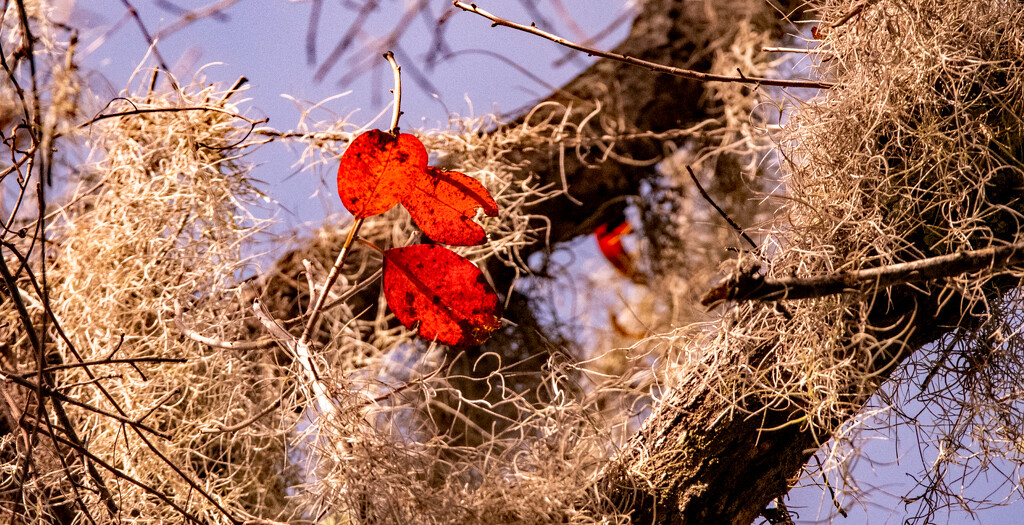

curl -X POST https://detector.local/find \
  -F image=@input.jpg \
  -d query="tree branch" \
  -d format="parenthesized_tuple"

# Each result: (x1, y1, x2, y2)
(452, 1, 833, 90)
(702, 240, 1024, 307)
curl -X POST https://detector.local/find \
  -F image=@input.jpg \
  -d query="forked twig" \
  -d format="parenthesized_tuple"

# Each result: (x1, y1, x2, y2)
(118, 0, 177, 90)
(1, 242, 239, 522)
(12, 357, 187, 377)
(43, 430, 204, 524)
(0, 371, 171, 440)
(153, 0, 244, 40)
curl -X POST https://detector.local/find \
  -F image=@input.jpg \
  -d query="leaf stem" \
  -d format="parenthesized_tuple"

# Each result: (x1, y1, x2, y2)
(355, 237, 385, 254)
(383, 50, 402, 135)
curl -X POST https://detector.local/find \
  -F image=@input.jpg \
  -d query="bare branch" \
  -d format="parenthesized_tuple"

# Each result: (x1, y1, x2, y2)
(702, 241, 1024, 306)
(686, 166, 758, 252)
(117, 0, 174, 82)
(383, 51, 403, 135)
(452, 1, 834, 90)
(0, 371, 172, 441)
(43, 430, 205, 524)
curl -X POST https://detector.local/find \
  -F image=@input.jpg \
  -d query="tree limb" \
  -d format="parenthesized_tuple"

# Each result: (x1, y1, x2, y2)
(453, 1, 833, 90)
(702, 240, 1024, 307)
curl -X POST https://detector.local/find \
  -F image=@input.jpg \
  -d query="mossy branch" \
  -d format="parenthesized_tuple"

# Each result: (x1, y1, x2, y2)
(703, 241, 1024, 306)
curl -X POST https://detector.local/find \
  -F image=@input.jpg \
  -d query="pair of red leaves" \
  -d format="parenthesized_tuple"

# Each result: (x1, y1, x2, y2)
(337, 130, 501, 346)
(338, 130, 499, 244)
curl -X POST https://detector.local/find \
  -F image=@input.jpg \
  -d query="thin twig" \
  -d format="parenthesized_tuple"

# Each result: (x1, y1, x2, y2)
(175, 268, 382, 352)
(305, 0, 323, 64)
(313, 0, 379, 81)
(130, 421, 243, 523)
(0, 371, 172, 441)
(43, 430, 205, 524)
(171, 295, 264, 354)
(0, 142, 38, 184)
(296, 51, 401, 343)
(552, 5, 635, 67)
(371, 359, 449, 404)
(452, 2, 834, 90)
(79, 105, 265, 129)
(1, 246, 238, 522)
(685, 166, 758, 251)
(761, 46, 829, 55)
(118, 0, 175, 83)
(200, 389, 290, 434)
(830, 0, 871, 28)
(302, 259, 318, 300)
(301, 219, 365, 344)
(12, 357, 187, 377)
(253, 219, 366, 421)
(136, 387, 182, 423)
(219, 76, 249, 103)
(252, 298, 337, 420)
(174, 317, 276, 350)
(1, 245, 119, 516)
(254, 52, 406, 430)
(321, 267, 383, 315)
(814, 456, 849, 518)
(383, 51, 403, 135)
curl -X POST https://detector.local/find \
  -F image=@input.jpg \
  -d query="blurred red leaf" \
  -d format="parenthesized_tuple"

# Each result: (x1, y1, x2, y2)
(595, 221, 636, 277)
(337, 130, 428, 218)
(403, 167, 498, 246)
(383, 244, 502, 346)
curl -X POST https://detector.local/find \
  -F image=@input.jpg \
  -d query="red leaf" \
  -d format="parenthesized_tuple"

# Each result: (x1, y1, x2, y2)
(595, 221, 636, 277)
(402, 167, 499, 246)
(383, 244, 502, 347)
(337, 130, 428, 218)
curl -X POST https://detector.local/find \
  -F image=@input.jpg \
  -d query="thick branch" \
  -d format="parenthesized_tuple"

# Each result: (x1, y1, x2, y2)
(453, 1, 832, 90)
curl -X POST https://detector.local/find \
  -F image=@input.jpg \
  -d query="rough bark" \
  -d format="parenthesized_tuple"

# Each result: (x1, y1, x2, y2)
(460, 1, 1023, 522)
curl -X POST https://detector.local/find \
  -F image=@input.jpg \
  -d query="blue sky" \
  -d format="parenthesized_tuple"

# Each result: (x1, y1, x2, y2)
(73, 0, 632, 226)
